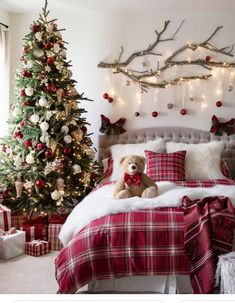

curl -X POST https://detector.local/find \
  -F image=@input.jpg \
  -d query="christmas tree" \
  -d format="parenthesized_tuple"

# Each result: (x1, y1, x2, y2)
(0, 0, 99, 216)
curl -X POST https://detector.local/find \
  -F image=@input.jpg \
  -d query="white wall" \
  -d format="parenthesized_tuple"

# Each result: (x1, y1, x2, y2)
(0, 7, 9, 25)
(9, 9, 235, 148)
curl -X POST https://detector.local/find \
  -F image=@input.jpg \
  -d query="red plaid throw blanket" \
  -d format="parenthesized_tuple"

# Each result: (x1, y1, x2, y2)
(183, 195, 235, 294)
(55, 207, 189, 294)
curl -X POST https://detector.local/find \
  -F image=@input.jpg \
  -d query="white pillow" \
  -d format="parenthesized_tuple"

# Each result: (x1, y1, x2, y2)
(110, 138, 165, 181)
(166, 141, 225, 180)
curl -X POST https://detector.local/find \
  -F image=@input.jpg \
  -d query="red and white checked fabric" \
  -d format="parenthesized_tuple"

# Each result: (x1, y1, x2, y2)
(55, 207, 189, 294)
(11, 214, 27, 230)
(25, 240, 50, 257)
(22, 223, 48, 242)
(0, 204, 11, 231)
(220, 160, 231, 178)
(175, 179, 235, 187)
(48, 224, 63, 250)
(102, 157, 113, 180)
(145, 150, 186, 182)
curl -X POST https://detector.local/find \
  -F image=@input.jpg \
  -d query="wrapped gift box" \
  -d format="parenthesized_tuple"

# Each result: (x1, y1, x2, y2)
(25, 240, 50, 257)
(48, 223, 63, 251)
(0, 229, 25, 259)
(11, 214, 27, 230)
(22, 222, 48, 242)
(48, 213, 68, 224)
(0, 204, 11, 231)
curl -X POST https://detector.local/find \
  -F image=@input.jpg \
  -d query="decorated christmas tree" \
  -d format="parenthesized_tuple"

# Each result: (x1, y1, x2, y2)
(0, 0, 99, 216)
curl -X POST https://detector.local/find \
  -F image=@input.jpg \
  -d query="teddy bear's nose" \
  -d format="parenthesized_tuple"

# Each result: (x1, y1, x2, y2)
(131, 165, 136, 170)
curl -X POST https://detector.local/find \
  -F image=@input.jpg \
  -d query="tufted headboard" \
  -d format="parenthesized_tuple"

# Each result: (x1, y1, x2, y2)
(98, 127, 235, 179)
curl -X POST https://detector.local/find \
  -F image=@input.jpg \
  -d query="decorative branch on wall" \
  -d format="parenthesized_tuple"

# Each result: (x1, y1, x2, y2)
(97, 20, 235, 92)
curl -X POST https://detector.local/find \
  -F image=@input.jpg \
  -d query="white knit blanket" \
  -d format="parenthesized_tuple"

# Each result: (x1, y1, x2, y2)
(59, 181, 235, 246)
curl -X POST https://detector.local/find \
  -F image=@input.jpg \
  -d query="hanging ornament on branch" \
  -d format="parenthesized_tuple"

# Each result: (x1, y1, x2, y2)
(15, 181, 24, 198)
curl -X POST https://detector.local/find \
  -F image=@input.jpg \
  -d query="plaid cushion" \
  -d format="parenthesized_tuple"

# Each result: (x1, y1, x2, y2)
(145, 150, 186, 182)
(220, 160, 230, 178)
(102, 157, 113, 180)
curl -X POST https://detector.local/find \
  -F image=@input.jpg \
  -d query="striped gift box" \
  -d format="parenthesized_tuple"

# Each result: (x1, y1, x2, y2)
(0, 204, 11, 231)
(25, 240, 50, 257)
(48, 224, 63, 251)
(11, 214, 27, 229)
(22, 223, 48, 242)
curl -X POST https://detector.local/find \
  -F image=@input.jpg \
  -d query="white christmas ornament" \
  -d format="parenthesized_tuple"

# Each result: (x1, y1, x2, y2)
(51, 189, 61, 200)
(72, 164, 82, 174)
(46, 24, 54, 33)
(39, 96, 48, 107)
(40, 121, 49, 131)
(56, 31, 62, 38)
(63, 134, 72, 144)
(35, 32, 42, 41)
(53, 43, 60, 53)
(60, 125, 69, 134)
(30, 114, 40, 124)
(25, 86, 34, 96)
(13, 107, 22, 117)
(60, 50, 66, 58)
(26, 153, 34, 164)
(40, 131, 50, 144)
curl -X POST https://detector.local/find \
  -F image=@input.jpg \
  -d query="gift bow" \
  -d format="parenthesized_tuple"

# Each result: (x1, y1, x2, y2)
(210, 115, 235, 136)
(124, 173, 141, 186)
(99, 114, 126, 136)
(30, 239, 48, 245)
(0, 227, 17, 237)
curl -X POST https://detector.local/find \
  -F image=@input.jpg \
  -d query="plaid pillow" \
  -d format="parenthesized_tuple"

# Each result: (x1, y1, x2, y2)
(145, 150, 186, 182)
(102, 158, 113, 180)
(220, 160, 230, 178)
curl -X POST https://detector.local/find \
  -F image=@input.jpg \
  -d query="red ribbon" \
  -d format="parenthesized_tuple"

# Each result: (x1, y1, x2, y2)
(124, 173, 141, 186)
(210, 115, 235, 136)
(100, 114, 126, 135)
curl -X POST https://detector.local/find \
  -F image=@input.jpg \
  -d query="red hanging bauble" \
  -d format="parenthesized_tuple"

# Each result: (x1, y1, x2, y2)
(32, 24, 40, 32)
(36, 143, 44, 151)
(22, 70, 32, 77)
(1, 145, 7, 153)
(49, 83, 57, 92)
(23, 101, 30, 106)
(35, 179, 45, 188)
(205, 56, 211, 62)
(23, 47, 29, 55)
(108, 97, 113, 103)
(180, 108, 187, 115)
(81, 126, 87, 133)
(14, 130, 23, 139)
(216, 101, 222, 107)
(20, 121, 25, 127)
(152, 111, 158, 118)
(47, 57, 55, 65)
(103, 93, 109, 99)
(24, 140, 32, 148)
(45, 149, 53, 159)
(44, 42, 53, 49)
(20, 90, 26, 97)
(63, 146, 71, 155)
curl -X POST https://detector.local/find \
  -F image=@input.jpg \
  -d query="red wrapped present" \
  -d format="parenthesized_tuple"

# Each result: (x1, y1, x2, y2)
(11, 214, 28, 229)
(22, 222, 48, 242)
(48, 213, 68, 224)
(48, 223, 63, 251)
(25, 240, 50, 257)
(0, 204, 11, 231)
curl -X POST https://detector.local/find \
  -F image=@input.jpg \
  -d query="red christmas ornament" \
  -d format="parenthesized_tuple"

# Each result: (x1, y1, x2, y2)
(103, 93, 109, 99)
(59, 42, 64, 47)
(36, 143, 44, 151)
(35, 179, 45, 188)
(20, 121, 25, 127)
(1, 190, 8, 199)
(24, 140, 32, 148)
(46, 57, 55, 65)
(180, 108, 187, 115)
(20, 56, 26, 63)
(44, 42, 53, 49)
(20, 90, 26, 97)
(14, 130, 23, 139)
(45, 149, 53, 159)
(81, 126, 87, 133)
(22, 70, 31, 77)
(23, 47, 29, 54)
(205, 56, 211, 62)
(216, 101, 222, 107)
(1, 145, 7, 153)
(49, 83, 57, 92)
(63, 146, 71, 155)
(108, 97, 113, 103)
(23, 101, 30, 106)
(152, 111, 158, 118)
(32, 24, 40, 32)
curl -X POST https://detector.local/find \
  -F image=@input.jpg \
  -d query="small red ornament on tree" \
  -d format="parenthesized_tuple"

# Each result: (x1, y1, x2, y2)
(14, 130, 23, 139)
(32, 24, 40, 32)
(20, 90, 26, 97)
(63, 146, 71, 155)
(23, 101, 30, 106)
(216, 101, 222, 107)
(47, 57, 55, 65)
(103, 93, 109, 99)
(180, 108, 187, 115)
(152, 111, 158, 118)
(108, 96, 113, 103)
(20, 121, 25, 127)
(49, 83, 57, 92)
(205, 56, 211, 62)
(22, 70, 32, 77)
(23, 47, 29, 55)
(35, 179, 45, 188)
(36, 143, 44, 151)
(24, 140, 32, 148)
(44, 42, 53, 49)
(81, 126, 87, 133)
(1, 145, 7, 153)
(45, 149, 53, 159)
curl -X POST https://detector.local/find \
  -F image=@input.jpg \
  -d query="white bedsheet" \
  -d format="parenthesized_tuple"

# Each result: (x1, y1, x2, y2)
(59, 181, 235, 247)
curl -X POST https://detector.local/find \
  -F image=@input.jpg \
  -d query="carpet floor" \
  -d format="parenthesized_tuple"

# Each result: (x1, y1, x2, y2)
(0, 251, 59, 294)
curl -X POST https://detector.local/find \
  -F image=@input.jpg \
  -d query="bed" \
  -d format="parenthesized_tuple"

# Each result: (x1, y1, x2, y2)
(55, 127, 235, 294)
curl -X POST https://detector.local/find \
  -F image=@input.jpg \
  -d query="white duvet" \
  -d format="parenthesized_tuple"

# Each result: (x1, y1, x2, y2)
(59, 182, 235, 246)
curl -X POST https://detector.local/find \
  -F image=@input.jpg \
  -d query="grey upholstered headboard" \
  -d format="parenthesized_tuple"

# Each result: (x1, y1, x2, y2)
(98, 127, 235, 179)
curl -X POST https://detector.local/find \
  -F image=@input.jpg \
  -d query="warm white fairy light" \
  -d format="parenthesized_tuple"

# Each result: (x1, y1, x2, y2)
(201, 94, 208, 111)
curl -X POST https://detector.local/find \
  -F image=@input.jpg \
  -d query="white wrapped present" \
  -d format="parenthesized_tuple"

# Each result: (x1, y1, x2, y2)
(0, 229, 25, 259)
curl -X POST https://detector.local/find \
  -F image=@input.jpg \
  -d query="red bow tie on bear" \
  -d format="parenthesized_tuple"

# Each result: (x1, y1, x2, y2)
(124, 173, 141, 186)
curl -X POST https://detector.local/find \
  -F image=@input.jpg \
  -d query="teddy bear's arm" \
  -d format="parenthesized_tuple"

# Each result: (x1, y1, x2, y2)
(113, 179, 126, 198)
(141, 173, 158, 189)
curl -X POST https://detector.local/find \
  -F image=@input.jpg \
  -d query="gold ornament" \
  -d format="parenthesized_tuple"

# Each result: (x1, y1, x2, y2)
(56, 178, 65, 191)
(71, 129, 83, 142)
(15, 181, 24, 198)
(48, 138, 58, 153)
(65, 102, 73, 115)
(56, 88, 64, 104)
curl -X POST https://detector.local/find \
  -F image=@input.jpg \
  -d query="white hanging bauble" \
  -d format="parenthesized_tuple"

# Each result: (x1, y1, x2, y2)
(30, 114, 40, 124)
(13, 107, 22, 117)
(51, 189, 61, 200)
(40, 121, 49, 131)
(26, 153, 35, 164)
(25, 86, 34, 96)
(63, 134, 72, 144)
(60, 50, 67, 58)
(53, 43, 60, 53)
(72, 164, 82, 174)
(60, 125, 69, 134)
(35, 32, 42, 41)
(39, 96, 48, 107)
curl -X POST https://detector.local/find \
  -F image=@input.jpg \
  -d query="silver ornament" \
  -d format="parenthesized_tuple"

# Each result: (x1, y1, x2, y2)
(167, 103, 174, 109)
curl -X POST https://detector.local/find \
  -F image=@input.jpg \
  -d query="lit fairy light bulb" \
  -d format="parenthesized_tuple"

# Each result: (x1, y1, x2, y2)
(110, 88, 116, 96)
(201, 94, 207, 111)
(118, 97, 124, 105)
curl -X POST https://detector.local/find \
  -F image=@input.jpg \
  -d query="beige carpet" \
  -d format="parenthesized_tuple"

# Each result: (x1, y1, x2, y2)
(0, 251, 59, 294)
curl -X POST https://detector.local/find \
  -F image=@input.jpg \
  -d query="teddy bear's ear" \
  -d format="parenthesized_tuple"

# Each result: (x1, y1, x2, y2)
(139, 156, 146, 164)
(120, 156, 127, 164)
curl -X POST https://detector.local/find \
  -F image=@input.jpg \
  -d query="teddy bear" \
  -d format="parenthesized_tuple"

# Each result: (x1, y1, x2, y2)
(113, 155, 158, 199)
